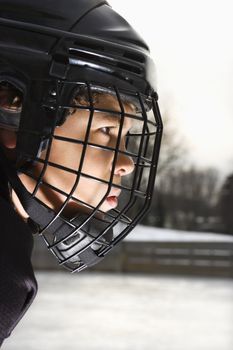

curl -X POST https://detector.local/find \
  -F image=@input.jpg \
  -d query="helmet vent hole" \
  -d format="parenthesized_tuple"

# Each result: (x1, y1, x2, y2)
(69, 49, 142, 75)
(123, 51, 145, 63)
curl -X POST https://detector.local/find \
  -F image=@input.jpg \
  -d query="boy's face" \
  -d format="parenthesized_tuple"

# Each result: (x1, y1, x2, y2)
(19, 93, 135, 217)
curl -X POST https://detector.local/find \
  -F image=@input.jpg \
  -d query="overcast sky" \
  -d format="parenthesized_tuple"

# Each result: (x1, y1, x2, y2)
(109, 0, 233, 174)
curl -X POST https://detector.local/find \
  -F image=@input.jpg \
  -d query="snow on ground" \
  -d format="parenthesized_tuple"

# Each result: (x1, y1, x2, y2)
(125, 225, 233, 242)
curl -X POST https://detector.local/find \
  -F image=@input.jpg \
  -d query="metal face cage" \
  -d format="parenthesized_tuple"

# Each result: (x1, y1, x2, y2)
(17, 80, 162, 272)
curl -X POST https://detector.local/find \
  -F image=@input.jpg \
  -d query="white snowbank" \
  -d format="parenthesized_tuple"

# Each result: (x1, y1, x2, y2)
(125, 225, 233, 242)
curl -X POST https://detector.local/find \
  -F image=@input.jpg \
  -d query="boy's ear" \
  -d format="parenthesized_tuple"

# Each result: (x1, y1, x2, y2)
(0, 129, 17, 148)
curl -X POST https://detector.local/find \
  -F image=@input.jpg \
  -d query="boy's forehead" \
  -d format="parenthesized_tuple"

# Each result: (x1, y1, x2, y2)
(92, 92, 136, 113)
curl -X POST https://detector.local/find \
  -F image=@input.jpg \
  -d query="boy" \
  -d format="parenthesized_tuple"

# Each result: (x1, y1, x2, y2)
(0, 0, 162, 345)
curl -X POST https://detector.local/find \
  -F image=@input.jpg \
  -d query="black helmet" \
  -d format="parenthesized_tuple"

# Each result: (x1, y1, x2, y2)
(0, 0, 163, 272)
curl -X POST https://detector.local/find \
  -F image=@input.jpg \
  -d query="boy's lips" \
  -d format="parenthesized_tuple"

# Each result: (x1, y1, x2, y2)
(106, 195, 118, 208)
(105, 189, 121, 208)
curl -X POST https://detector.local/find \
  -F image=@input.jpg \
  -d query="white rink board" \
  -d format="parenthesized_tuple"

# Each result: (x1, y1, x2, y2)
(126, 225, 233, 243)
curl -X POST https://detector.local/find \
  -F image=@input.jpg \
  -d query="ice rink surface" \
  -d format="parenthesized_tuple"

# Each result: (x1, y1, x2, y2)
(3, 272, 233, 350)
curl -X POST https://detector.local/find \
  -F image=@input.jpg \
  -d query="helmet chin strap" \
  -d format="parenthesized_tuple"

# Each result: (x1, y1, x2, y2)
(0, 146, 113, 271)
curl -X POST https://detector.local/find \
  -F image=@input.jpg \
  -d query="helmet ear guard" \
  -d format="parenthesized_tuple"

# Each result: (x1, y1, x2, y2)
(16, 79, 64, 162)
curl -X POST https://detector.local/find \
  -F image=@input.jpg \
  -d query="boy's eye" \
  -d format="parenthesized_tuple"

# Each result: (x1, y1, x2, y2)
(101, 126, 111, 135)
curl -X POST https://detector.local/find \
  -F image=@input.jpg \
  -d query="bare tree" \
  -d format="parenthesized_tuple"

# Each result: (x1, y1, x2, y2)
(140, 109, 221, 232)
(156, 111, 187, 178)
(142, 110, 188, 227)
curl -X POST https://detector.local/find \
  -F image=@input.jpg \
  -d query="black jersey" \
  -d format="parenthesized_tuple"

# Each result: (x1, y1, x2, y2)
(0, 173, 37, 346)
